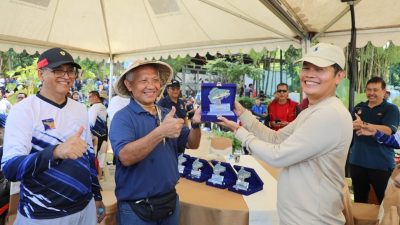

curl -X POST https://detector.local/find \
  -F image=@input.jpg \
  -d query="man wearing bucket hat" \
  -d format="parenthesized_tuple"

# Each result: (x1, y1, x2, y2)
(217, 43, 353, 225)
(1, 47, 105, 224)
(109, 60, 201, 225)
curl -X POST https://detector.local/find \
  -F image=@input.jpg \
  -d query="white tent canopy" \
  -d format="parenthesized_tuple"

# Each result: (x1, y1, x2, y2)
(0, 0, 399, 61)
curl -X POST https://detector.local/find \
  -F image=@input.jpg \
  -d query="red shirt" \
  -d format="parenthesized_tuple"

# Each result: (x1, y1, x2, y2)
(268, 98, 299, 130)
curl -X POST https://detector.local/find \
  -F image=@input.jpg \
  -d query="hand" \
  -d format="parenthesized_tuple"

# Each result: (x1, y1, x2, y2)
(355, 123, 377, 136)
(160, 107, 184, 138)
(353, 113, 363, 131)
(53, 126, 87, 160)
(217, 116, 240, 132)
(192, 106, 202, 124)
(234, 101, 246, 117)
(95, 200, 106, 223)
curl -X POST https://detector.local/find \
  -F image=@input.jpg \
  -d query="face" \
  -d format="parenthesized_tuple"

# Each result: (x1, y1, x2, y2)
(16, 94, 25, 102)
(167, 86, 180, 99)
(124, 65, 161, 106)
(255, 99, 261, 106)
(366, 82, 385, 105)
(300, 62, 344, 103)
(88, 93, 99, 104)
(276, 85, 288, 102)
(72, 93, 80, 101)
(39, 64, 77, 98)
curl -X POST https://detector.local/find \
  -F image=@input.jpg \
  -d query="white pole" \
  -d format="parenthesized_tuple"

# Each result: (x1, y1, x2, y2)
(108, 56, 114, 99)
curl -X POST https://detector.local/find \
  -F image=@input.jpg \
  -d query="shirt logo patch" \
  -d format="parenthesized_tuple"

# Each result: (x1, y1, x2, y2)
(377, 113, 383, 116)
(42, 119, 55, 130)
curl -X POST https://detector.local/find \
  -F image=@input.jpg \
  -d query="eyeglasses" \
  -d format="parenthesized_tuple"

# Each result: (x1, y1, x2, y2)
(169, 87, 180, 91)
(45, 68, 78, 79)
(277, 90, 288, 93)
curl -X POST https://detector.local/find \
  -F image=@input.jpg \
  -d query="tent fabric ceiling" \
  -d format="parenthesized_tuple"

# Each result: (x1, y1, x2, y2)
(0, 0, 399, 61)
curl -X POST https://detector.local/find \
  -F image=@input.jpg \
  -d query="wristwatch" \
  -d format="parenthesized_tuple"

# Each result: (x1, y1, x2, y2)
(191, 122, 201, 129)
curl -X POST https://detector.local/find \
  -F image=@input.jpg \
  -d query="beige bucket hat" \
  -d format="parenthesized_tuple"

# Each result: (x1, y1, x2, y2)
(114, 60, 173, 97)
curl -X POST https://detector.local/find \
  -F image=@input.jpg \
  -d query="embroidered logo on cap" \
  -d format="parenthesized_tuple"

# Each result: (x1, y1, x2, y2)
(60, 51, 66, 56)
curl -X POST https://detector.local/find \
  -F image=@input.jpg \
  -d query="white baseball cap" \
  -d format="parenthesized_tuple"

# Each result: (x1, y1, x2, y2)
(295, 43, 345, 69)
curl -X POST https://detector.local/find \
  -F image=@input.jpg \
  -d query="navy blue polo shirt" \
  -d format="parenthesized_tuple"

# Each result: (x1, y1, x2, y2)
(349, 100, 400, 171)
(157, 96, 187, 119)
(109, 98, 190, 201)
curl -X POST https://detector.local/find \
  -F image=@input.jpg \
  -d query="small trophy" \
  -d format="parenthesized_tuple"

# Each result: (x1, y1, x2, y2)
(233, 167, 251, 191)
(190, 158, 203, 179)
(178, 154, 187, 174)
(208, 162, 226, 185)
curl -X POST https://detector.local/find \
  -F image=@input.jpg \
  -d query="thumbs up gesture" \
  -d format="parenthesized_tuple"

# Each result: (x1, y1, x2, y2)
(352, 113, 363, 131)
(53, 126, 88, 160)
(159, 107, 184, 138)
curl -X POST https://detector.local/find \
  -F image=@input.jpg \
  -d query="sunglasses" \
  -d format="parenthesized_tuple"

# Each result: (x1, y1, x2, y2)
(277, 90, 288, 93)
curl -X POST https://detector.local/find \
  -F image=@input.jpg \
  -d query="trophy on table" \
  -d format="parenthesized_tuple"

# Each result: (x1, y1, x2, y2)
(186, 158, 213, 182)
(228, 165, 264, 195)
(177, 153, 192, 177)
(206, 160, 237, 189)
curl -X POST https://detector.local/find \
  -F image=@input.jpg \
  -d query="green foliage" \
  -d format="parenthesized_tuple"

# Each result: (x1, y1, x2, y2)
(6, 58, 41, 96)
(211, 129, 242, 151)
(237, 96, 255, 110)
(81, 79, 97, 105)
(204, 58, 263, 83)
(284, 46, 302, 92)
(0, 49, 39, 75)
(161, 56, 193, 76)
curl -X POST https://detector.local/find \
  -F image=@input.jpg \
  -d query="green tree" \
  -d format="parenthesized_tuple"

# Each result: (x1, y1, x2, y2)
(5, 58, 41, 97)
(161, 56, 193, 76)
(204, 58, 263, 83)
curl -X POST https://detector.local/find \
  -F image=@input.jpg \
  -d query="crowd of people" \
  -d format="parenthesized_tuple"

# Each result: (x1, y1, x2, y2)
(0, 42, 399, 225)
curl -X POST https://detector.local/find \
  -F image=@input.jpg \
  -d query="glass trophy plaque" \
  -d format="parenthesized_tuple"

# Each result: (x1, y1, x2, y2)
(201, 83, 237, 122)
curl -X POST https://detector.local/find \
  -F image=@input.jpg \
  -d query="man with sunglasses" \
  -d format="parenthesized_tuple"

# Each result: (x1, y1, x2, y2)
(1, 48, 105, 225)
(267, 83, 299, 130)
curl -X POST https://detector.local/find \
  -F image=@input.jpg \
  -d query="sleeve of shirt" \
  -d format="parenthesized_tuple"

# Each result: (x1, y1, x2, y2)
(235, 107, 344, 168)
(374, 130, 400, 149)
(88, 105, 98, 128)
(84, 123, 102, 201)
(109, 110, 136, 158)
(382, 103, 400, 134)
(1, 104, 61, 181)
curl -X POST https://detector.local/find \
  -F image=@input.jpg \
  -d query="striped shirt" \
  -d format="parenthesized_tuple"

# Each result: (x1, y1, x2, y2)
(1, 94, 102, 219)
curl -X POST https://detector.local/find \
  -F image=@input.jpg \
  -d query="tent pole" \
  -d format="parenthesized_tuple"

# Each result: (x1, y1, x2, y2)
(348, 2, 357, 113)
(108, 56, 114, 99)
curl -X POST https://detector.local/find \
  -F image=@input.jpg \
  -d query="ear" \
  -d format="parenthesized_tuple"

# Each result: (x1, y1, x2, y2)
(335, 70, 346, 85)
(37, 69, 44, 82)
(123, 79, 132, 92)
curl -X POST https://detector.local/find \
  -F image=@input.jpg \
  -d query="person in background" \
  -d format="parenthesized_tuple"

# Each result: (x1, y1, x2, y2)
(244, 83, 253, 97)
(16, 93, 27, 103)
(110, 60, 201, 225)
(350, 76, 399, 204)
(71, 91, 81, 102)
(0, 90, 11, 117)
(251, 98, 267, 123)
(267, 83, 299, 130)
(1, 47, 105, 225)
(217, 43, 352, 225)
(158, 79, 187, 123)
(88, 90, 108, 179)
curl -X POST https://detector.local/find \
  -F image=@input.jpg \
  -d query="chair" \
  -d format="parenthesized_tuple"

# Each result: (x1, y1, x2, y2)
(342, 180, 380, 225)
